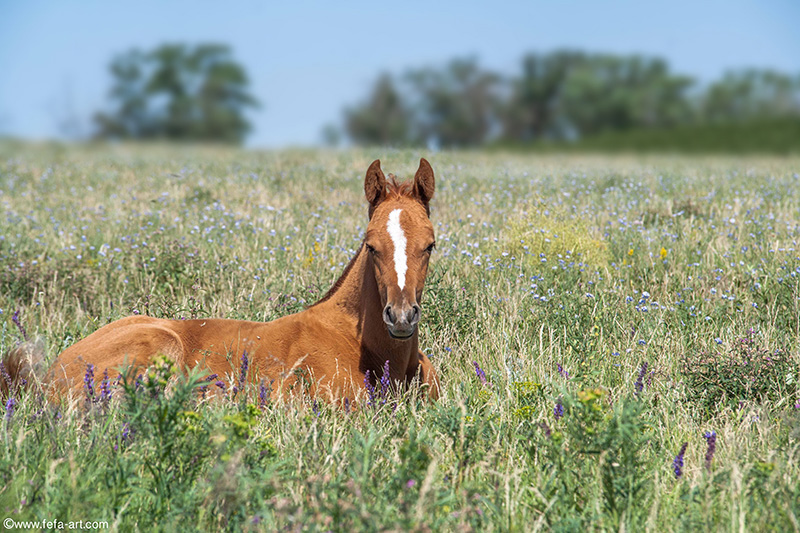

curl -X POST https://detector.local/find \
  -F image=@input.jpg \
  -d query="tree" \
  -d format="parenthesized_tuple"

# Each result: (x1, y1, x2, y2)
(701, 69, 800, 123)
(406, 58, 498, 148)
(94, 44, 258, 144)
(343, 73, 414, 146)
(559, 54, 694, 137)
(501, 50, 586, 141)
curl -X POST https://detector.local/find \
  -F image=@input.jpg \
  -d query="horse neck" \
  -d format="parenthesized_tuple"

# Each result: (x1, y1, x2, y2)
(321, 244, 419, 381)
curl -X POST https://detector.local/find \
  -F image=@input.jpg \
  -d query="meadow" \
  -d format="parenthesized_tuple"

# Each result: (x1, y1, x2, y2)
(1, 141, 799, 531)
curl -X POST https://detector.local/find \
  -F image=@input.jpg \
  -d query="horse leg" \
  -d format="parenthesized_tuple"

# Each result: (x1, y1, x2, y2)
(416, 351, 440, 400)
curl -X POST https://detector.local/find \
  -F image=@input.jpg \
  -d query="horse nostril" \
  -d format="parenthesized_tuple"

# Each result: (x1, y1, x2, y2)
(383, 305, 396, 325)
(408, 304, 421, 326)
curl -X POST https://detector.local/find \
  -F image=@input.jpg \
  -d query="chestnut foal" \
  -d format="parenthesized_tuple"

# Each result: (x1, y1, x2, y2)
(6, 159, 439, 403)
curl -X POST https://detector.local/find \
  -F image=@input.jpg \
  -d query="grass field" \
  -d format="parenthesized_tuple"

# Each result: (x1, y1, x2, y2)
(1, 141, 799, 531)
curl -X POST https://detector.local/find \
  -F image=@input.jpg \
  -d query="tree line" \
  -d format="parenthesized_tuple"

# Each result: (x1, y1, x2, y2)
(92, 44, 800, 149)
(336, 52, 800, 149)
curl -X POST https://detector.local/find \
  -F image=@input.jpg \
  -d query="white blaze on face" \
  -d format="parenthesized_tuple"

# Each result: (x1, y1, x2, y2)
(386, 208, 408, 290)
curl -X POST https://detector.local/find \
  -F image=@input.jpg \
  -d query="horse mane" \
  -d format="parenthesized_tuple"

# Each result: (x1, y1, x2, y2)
(386, 174, 414, 198)
(312, 177, 417, 307)
(312, 240, 365, 306)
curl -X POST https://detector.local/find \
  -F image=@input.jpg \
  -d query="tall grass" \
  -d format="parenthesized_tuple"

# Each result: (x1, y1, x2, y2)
(1, 142, 799, 530)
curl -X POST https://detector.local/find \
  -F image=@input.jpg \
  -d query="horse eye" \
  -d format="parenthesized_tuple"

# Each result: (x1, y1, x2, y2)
(425, 242, 436, 254)
(365, 243, 377, 255)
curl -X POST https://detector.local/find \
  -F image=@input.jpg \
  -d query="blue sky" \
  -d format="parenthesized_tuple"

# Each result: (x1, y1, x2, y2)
(1, 0, 798, 147)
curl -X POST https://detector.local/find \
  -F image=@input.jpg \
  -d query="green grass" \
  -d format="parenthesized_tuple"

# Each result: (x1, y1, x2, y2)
(1, 142, 800, 531)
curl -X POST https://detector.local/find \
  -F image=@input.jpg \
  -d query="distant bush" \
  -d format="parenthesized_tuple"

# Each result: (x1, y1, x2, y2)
(501, 203, 611, 269)
(681, 329, 799, 415)
(516, 118, 800, 154)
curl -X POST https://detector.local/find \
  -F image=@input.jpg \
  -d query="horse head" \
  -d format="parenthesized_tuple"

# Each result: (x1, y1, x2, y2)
(363, 158, 436, 340)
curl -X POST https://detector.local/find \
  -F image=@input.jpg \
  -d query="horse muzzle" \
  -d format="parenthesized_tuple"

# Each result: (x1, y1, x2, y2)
(382, 303, 420, 339)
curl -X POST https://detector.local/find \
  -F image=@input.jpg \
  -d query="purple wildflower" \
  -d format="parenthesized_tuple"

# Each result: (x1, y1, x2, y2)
(0, 362, 12, 393)
(380, 360, 391, 403)
(704, 431, 717, 470)
(406, 479, 416, 489)
(312, 399, 320, 417)
(199, 373, 218, 400)
(4, 397, 16, 422)
(11, 309, 28, 341)
(473, 361, 487, 385)
(557, 363, 569, 379)
(235, 351, 249, 397)
(673, 442, 688, 479)
(215, 380, 226, 392)
(343, 397, 350, 414)
(134, 374, 144, 393)
(100, 369, 112, 403)
(554, 399, 564, 421)
(120, 422, 133, 443)
(364, 370, 376, 406)
(84, 364, 95, 402)
(634, 362, 648, 395)
(259, 379, 271, 409)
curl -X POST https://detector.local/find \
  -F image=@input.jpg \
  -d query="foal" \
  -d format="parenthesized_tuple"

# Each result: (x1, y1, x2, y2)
(5, 159, 440, 403)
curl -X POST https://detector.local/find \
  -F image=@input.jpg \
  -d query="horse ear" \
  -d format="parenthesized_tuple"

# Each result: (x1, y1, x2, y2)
(413, 158, 435, 213)
(364, 159, 386, 218)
